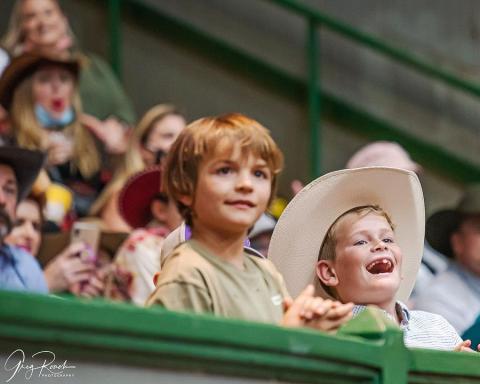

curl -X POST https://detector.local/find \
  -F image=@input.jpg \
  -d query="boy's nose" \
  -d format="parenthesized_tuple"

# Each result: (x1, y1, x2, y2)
(236, 172, 254, 191)
(372, 240, 388, 252)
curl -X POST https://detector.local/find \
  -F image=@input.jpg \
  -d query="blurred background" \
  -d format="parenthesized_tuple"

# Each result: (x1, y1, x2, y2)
(3, 0, 479, 214)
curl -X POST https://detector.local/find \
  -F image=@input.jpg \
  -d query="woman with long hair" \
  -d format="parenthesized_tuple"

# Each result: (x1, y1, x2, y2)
(2, 0, 136, 148)
(90, 104, 186, 232)
(0, 52, 102, 217)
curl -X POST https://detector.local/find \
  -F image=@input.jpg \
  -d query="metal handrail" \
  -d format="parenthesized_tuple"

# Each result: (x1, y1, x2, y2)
(270, 0, 480, 98)
(107, 0, 480, 180)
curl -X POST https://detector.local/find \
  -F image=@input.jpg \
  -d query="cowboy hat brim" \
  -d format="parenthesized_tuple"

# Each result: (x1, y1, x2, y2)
(0, 52, 80, 111)
(425, 210, 462, 259)
(119, 167, 162, 229)
(0, 146, 44, 201)
(268, 167, 425, 303)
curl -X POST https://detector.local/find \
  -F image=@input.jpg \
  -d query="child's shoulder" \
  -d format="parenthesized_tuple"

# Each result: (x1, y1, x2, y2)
(161, 242, 211, 272)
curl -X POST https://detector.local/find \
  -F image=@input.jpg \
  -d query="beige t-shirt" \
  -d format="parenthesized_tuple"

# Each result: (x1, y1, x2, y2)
(146, 240, 289, 324)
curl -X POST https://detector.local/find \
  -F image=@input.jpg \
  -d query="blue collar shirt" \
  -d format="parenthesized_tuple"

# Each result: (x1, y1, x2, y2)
(0, 244, 48, 293)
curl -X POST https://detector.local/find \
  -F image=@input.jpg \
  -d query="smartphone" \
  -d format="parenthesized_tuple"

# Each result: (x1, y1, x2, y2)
(71, 221, 100, 262)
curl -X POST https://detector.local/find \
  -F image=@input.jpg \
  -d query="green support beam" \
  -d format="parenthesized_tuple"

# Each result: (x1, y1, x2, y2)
(108, 0, 122, 78)
(116, 0, 480, 184)
(268, 0, 480, 100)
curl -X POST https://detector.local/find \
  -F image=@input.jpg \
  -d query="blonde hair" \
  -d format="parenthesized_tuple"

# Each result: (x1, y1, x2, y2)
(2, 0, 26, 55)
(10, 73, 100, 178)
(2, 0, 79, 56)
(164, 113, 284, 225)
(89, 104, 183, 216)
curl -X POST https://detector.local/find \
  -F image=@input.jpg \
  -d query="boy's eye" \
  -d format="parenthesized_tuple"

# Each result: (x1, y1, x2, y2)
(216, 166, 232, 175)
(383, 238, 394, 243)
(253, 169, 268, 179)
(353, 240, 367, 246)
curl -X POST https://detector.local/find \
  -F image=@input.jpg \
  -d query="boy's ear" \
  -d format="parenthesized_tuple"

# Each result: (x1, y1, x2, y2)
(178, 194, 193, 207)
(316, 260, 339, 287)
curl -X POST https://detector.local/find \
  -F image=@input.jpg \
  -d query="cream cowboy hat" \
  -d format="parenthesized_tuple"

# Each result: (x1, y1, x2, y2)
(268, 167, 425, 303)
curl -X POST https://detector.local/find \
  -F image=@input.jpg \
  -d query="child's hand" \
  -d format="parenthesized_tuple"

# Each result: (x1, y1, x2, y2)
(281, 284, 322, 327)
(305, 301, 354, 333)
(454, 339, 479, 353)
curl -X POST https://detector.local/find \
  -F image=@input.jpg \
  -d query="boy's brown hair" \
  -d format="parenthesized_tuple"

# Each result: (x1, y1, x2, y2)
(164, 113, 284, 225)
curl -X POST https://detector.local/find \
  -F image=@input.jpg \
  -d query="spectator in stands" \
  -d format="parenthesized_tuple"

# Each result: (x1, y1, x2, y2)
(0, 146, 47, 293)
(269, 167, 475, 351)
(5, 193, 96, 293)
(248, 212, 276, 257)
(414, 185, 480, 336)
(101, 166, 183, 305)
(0, 51, 103, 217)
(90, 104, 186, 232)
(345, 141, 448, 299)
(2, 0, 136, 127)
(147, 113, 353, 331)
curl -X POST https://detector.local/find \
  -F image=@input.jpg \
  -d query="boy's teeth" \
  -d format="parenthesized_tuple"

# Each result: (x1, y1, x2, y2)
(366, 258, 393, 274)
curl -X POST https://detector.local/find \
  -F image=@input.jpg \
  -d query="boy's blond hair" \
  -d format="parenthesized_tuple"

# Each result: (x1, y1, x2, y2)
(164, 113, 284, 225)
(318, 205, 395, 297)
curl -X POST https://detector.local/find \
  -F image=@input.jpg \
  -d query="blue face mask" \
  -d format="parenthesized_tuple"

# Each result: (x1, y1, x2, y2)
(35, 104, 75, 129)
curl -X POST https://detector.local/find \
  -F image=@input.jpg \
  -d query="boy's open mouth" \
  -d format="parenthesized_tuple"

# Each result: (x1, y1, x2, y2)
(366, 258, 394, 274)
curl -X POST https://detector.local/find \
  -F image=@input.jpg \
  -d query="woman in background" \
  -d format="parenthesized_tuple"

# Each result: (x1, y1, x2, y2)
(2, 0, 136, 127)
(0, 51, 102, 217)
(90, 104, 186, 232)
(5, 194, 94, 293)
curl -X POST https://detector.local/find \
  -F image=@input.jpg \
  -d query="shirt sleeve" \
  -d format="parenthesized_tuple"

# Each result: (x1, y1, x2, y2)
(147, 281, 213, 314)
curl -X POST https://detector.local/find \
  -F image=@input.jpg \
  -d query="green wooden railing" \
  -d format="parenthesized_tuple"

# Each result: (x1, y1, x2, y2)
(104, 0, 480, 182)
(1, 290, 479, 384)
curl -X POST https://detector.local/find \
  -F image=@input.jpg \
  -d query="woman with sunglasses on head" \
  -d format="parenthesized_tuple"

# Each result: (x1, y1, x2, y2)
(89, 104, 186, 232)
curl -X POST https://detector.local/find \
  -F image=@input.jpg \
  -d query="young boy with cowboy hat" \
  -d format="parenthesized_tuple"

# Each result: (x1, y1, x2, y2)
(147, 113, 353, 330)
(415, 184, 480, 336)
(269, 167, 475, 351)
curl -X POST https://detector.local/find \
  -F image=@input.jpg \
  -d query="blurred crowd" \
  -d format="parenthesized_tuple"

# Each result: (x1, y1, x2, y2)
(1, 0, 480, 352)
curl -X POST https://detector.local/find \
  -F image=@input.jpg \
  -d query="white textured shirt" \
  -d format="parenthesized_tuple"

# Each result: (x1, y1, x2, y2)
(413, 263, 480, 335)
(353, 301, 462, 351)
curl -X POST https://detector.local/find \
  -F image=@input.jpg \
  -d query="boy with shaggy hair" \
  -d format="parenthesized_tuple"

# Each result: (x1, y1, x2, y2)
(269, 167, 477, 351)
(147, 113, 352, 330)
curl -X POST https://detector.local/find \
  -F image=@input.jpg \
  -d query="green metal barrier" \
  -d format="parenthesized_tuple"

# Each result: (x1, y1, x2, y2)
(104, 0, 480, 182)
(0, 290, 479, 384)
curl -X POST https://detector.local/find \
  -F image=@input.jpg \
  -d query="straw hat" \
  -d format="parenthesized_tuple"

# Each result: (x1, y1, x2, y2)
(0, 51, 80, 111)
(426, 184, 480, 258)
(268, 167, 424, 302)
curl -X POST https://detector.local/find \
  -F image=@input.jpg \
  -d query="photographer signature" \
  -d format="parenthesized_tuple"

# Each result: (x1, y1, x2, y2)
(3, 349, 75, 382)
